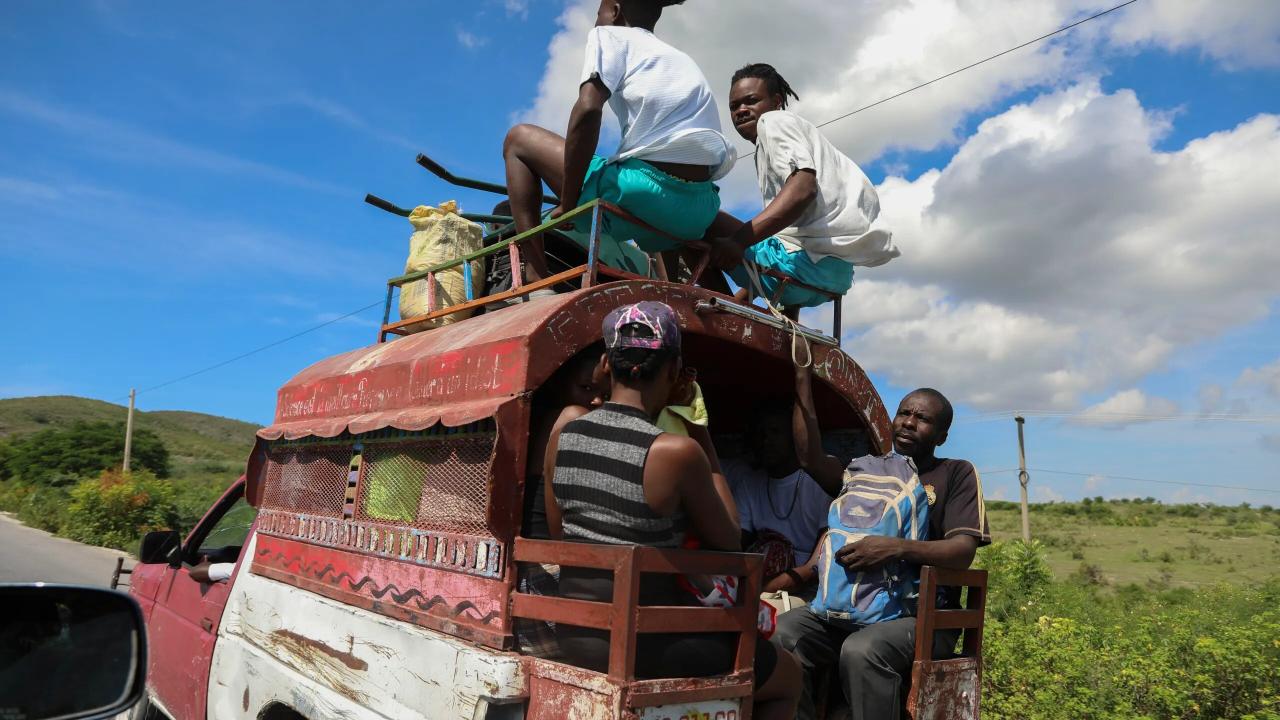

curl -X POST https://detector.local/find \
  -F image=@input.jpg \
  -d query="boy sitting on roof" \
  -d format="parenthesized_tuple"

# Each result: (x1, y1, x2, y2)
(706, 64, 898, 313)
(502, 0, 734, 291)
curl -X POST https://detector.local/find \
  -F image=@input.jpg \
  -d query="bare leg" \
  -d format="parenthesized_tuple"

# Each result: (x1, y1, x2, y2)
(503, 124, 569, 283)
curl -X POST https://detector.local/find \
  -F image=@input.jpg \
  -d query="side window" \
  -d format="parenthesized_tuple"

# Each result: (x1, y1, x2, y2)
(192, 497, 258, 563)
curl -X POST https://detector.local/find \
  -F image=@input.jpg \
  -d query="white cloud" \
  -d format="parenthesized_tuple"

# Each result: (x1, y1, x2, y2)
(514, 3, 1280, 412)
(1197, 383, 1224, 416)
(456, 27, 490, 50)
(843, 82, 1280, 410)
(1071, 389, 1180, 427)
(1239, 359, 1280, 400)
(1082, 474, 1104, 493)
(0, 91, 350, 196)
(249, 92, 417, 151)
(503, 0, 530, 19)
(518, 0, 1280, 207)
(1107, 0, 1280, 69)
(1261, 434, 1280, 454)
(1031, 484, 1064, 503)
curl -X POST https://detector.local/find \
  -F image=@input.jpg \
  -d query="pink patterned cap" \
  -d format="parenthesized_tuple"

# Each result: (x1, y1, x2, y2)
(603, 301, 681, 353)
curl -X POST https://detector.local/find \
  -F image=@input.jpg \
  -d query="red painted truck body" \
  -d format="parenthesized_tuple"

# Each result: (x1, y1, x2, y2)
(128, 279, 984, 720)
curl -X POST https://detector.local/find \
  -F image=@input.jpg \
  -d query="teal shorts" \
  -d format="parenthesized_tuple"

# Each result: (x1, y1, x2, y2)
(574, 155, 721, 253)
(729, 237, 854, 308)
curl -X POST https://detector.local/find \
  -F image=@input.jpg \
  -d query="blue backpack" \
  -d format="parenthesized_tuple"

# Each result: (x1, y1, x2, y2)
(809, 452, 929, 626)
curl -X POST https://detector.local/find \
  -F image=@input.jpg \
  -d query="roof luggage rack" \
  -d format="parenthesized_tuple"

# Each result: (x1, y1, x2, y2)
(365, 153, 845, 344)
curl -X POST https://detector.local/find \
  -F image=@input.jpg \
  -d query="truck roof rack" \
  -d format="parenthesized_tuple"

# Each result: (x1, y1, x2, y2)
(365, 153, 845, 345)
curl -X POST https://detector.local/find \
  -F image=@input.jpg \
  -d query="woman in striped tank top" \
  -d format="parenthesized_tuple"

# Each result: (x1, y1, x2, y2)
(544, 302, 801, 720)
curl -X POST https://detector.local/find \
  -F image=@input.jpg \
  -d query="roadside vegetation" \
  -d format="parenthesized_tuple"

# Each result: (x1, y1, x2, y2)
(978, 538, 1279, 719)
(0, 396, 255, 550)
(1, 397, 1276, 716)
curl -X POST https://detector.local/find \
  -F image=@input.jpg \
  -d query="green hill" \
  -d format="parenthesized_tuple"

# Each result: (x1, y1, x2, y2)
(0, 395, 259, 479)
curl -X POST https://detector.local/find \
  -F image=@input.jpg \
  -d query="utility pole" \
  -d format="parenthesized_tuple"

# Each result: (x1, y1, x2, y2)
(123, 388, 136, 473)
(1016, 415, 1030, 542)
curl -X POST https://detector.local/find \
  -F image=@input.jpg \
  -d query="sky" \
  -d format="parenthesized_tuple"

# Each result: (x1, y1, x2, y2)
(1, 0, 1278, 506)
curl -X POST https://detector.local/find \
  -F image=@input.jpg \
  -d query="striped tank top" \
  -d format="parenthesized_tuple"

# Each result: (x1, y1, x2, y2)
(552, 403, 685, 547)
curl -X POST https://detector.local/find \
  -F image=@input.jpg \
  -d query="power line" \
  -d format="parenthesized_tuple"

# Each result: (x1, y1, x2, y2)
(980, 467, 1280, 496)
(810, 0, 1141, 133)
(132, 299, 384, 398)
(958, 410, 1280, 425)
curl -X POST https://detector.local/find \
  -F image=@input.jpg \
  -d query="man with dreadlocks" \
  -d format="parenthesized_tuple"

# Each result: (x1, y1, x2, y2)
(502, 0, 734, 291)
(707, 63, 898, 312)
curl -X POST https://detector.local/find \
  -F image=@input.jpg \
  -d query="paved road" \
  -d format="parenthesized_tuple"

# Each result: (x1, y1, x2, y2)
(0, 512, 131, 586)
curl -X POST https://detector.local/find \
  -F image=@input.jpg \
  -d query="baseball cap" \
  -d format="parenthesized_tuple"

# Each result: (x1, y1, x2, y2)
(602, 301, 681, 354)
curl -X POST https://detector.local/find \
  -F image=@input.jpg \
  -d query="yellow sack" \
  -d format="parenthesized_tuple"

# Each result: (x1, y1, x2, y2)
(398, 201, 484, 332)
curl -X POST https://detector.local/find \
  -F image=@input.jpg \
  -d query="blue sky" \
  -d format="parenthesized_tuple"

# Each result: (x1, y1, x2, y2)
(2, 1, 1278, 506)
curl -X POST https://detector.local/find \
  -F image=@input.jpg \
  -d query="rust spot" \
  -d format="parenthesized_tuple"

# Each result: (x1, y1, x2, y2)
(242, 687, 250, 712)
(270, 628, 369, 671)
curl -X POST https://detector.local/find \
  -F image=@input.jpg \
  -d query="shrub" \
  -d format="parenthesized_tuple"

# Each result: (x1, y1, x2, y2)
(63, 469, 180, 550)
(16, 485, 70, 533)
(983, 578, 1280, 719)
(0, 421, 169, 484)
(979, 540, 1053, 620)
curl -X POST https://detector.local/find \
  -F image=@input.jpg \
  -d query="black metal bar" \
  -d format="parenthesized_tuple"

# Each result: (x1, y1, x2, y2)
(416, 153, 559, 206)
(364, 193, 412, 217)
(833, 297, 842, 347)
(462, 213, 514, 226)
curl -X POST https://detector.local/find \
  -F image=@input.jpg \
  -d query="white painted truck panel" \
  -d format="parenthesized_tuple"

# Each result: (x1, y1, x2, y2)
(208, 533, 527, 720)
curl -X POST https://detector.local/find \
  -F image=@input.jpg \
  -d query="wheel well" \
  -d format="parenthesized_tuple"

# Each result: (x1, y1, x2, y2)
(257, 703, 307, 720)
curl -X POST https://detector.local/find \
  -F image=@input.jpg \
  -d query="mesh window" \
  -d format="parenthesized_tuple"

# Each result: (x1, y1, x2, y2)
(358, 433, 496, 536)
(262, 443, 353, 517)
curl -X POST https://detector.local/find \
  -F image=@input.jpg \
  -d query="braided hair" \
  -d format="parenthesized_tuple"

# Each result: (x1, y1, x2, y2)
(618, 0, 686, 26)
(731, 63, 800, 109)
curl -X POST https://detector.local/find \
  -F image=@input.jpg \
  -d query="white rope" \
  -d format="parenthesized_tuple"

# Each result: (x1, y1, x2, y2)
(742, 260, 813, 369)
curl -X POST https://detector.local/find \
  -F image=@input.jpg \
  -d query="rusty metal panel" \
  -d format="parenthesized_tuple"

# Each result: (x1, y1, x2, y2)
(527, 658, 624, 720)
(251, 533, 509, 649)
(259, 281, 889, 452)
(908, 657, 981, 720)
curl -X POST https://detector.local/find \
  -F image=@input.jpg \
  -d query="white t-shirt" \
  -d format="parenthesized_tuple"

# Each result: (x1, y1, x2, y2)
(755, 110, 899, 266)
(725, 458, 833, 566)
(581, 26, 735, 180)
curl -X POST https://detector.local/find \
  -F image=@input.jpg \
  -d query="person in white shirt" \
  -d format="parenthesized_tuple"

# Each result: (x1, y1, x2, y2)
(726, 357, 845, 595)
(502, 0, 735, 287)
(706, 64, 898, 314)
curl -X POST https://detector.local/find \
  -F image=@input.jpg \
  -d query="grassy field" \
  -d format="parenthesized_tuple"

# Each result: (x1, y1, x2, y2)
(987, 499, 1280, 588)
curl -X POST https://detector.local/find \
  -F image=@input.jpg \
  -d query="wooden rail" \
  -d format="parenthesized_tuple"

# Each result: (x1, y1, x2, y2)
(510, 538, 762, 683)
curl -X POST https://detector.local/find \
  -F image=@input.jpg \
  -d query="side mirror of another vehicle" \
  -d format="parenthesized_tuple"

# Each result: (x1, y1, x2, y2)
(0, 584, 147, 720)
(138, 529, 182, 566)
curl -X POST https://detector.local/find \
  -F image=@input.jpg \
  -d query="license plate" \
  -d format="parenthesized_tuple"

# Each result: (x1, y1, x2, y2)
(637, 699, 742, 720)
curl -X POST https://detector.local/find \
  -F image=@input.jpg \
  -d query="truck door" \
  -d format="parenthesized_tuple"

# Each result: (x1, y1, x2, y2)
(146, 480, 256, 719)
